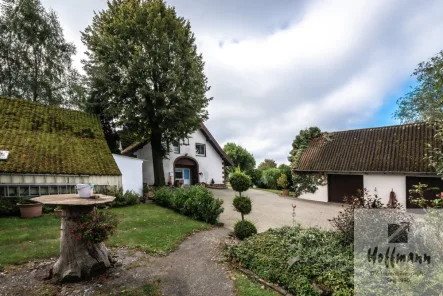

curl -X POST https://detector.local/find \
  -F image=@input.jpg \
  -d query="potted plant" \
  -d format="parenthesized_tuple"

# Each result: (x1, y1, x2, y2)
(17, 198, 42, 219)
(277, 173, 289, 196)
(54, 206, 63, 219)
(210, 178, 215, 186)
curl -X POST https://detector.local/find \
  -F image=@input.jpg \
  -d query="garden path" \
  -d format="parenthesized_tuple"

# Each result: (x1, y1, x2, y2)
(0, 227, 235, 296)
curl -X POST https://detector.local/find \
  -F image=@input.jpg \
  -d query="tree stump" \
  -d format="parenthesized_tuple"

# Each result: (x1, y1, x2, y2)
(51, 206, 112, 282)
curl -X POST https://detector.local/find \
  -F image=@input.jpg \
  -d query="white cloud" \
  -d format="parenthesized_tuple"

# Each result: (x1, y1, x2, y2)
(42, 0, 443, 165)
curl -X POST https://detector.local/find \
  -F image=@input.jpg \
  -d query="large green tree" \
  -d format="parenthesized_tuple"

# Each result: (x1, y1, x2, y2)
(223, 142, 256, 175)
(395, 50, 443, 123)
(257, 159, 277, 171)
(82, 0, 211, 186)
(0, 0, 84, 107)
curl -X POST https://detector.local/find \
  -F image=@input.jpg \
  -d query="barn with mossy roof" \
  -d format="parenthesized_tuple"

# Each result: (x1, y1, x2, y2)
(0, 97, 122, 197)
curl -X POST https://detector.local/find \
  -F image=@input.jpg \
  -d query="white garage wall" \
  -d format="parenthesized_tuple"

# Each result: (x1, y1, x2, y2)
(363, 175, 406, 206)
(298, 184, 328, 202)
(112, 154, 144, 195)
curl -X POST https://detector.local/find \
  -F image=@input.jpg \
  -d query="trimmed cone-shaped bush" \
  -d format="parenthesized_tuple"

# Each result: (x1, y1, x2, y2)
(234, 220, 257, 240)
(233, 195, 252, 221)
(230, 167, 251, 195)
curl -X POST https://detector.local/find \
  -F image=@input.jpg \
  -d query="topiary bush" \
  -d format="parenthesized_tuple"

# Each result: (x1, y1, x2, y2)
(230, 167, 251, 196)
(153, 185, 224, 224)
(277, 173, 289, 189)
(233, 195, 252, 221)
(234, 220, 257, 240)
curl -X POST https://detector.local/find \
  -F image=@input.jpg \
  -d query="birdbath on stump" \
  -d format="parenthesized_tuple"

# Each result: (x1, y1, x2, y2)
(31, 194, 115, 282)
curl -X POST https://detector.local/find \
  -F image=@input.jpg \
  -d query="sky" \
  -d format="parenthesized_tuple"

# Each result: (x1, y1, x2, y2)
(42, 0, 443, 165)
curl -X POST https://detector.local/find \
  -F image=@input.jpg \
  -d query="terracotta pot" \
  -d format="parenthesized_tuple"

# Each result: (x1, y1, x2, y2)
(54, 209, 63, 219)
(144, 192, 149, 198)
(148, 191, 154, 198)
(282, 189, 289, 196)
(17, 203, 42, 219)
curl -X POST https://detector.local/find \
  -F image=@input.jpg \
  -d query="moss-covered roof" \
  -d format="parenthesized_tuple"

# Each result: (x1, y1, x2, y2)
(0, 97, 121, 176)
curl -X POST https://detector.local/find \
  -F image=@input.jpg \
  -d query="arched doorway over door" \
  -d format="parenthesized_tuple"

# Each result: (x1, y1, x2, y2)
(173, 156, 199, 186)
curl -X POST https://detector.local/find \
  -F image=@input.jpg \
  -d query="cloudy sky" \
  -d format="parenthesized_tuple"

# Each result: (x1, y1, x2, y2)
(42, 0, 443, 165)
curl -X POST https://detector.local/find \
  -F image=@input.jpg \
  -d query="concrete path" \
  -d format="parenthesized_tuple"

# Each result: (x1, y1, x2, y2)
(148, 227, 234, 296)
(210, 188, 344, 232)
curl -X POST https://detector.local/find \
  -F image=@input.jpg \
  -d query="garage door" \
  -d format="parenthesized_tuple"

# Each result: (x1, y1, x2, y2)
(406, 177, 443, 208)
(328, 174, 364, 203)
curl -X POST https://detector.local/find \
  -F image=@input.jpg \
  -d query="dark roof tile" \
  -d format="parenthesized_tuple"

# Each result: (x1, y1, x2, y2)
(296, 122, 441, 174)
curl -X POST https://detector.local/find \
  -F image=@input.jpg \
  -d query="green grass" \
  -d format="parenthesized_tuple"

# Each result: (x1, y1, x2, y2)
(0, 204, 210, 265)
(233, 271, 278, 296)
(253, 188, 294, 196)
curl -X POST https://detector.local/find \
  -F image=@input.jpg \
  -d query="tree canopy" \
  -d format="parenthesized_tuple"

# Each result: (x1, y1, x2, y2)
(223, 142, 256, 174)
(82, 0, 211, 185)
(395, 50, 443, 123)
(257, 159, 277, 171)
(0, 0, 84, 107)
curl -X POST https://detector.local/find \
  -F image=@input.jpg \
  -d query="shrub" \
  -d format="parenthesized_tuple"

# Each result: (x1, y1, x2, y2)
(110, 189, 141, 208)
(0, 197, 20, 217)
(230, 167, 251, 195)
(153, 185, 224, 224)
(250, 169, 263, 188)
(228, 226, 353, 294)
(277, 173, 288, 189)
(234, 220, 257, 240)
(210, 178, 215, 185)
(70, 209, 119, 247)
(329, 189, 403, 243)
(233, 195, 252, 221)
(260, 168, 281, 189)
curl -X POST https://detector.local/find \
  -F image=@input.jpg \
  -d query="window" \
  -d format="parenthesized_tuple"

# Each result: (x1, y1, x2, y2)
(195, 143, 206, 156)
(173, 140, 180, 154)
(175, 169, 183, 179)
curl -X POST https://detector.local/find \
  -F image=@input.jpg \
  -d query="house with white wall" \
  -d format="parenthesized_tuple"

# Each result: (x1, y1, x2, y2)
(122, 123, 233, 187)
(294, 122, 443, 208)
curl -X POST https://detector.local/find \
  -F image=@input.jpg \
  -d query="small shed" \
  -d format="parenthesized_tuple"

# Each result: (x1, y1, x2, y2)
(0, 97, 122, 197)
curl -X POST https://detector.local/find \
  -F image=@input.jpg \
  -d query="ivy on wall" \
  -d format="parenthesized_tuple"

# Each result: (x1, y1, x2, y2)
(288, 127, 327, 197)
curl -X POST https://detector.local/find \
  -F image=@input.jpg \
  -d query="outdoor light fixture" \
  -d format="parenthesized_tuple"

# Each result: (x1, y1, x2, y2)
(0, 150, 9, 160)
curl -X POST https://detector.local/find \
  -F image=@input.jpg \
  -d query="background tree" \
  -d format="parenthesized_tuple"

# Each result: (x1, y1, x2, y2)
(82, 0, 211, 185)
(0, 0, 84, 107)
(257, 159, 277, 171)
(223, 142, 256, 175)
(289, 127, 326, 197)
(278, 163, 293, 189)
(395, 51, 443, 123)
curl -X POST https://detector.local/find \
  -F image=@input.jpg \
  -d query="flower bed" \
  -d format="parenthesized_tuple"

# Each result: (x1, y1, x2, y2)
(227, 225, 353, 295)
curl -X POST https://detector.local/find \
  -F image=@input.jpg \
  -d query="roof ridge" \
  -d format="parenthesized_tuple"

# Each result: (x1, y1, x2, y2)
(326, 121, 438, 134)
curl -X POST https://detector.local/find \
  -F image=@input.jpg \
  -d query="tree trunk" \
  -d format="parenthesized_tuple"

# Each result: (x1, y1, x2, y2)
(51, 206, 112, 283)
(151, 131, 166, 186)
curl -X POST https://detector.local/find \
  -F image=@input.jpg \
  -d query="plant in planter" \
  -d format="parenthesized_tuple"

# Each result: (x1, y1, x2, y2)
(70, 209, 119, 247)
(17, 198, 42, 219)
(210, 178, 215, 185)
(54, 206, 63, 219)
(277, 173, 289, 196)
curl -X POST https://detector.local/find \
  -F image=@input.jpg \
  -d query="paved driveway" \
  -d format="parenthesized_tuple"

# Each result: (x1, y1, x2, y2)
(210, 188, 344, 232)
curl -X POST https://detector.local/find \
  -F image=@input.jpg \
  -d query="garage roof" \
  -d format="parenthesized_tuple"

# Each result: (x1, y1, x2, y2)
(295, 122, 441, 174)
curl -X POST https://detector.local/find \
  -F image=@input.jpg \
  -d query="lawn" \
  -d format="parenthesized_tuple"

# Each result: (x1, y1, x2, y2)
(0, 203, 210, 265)
(233, 271, 278, 296)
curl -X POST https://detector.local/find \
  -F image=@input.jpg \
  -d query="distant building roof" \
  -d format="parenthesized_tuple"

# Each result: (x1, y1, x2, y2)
(295, 122, 441, 174)
(0, 97, 121, 176)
